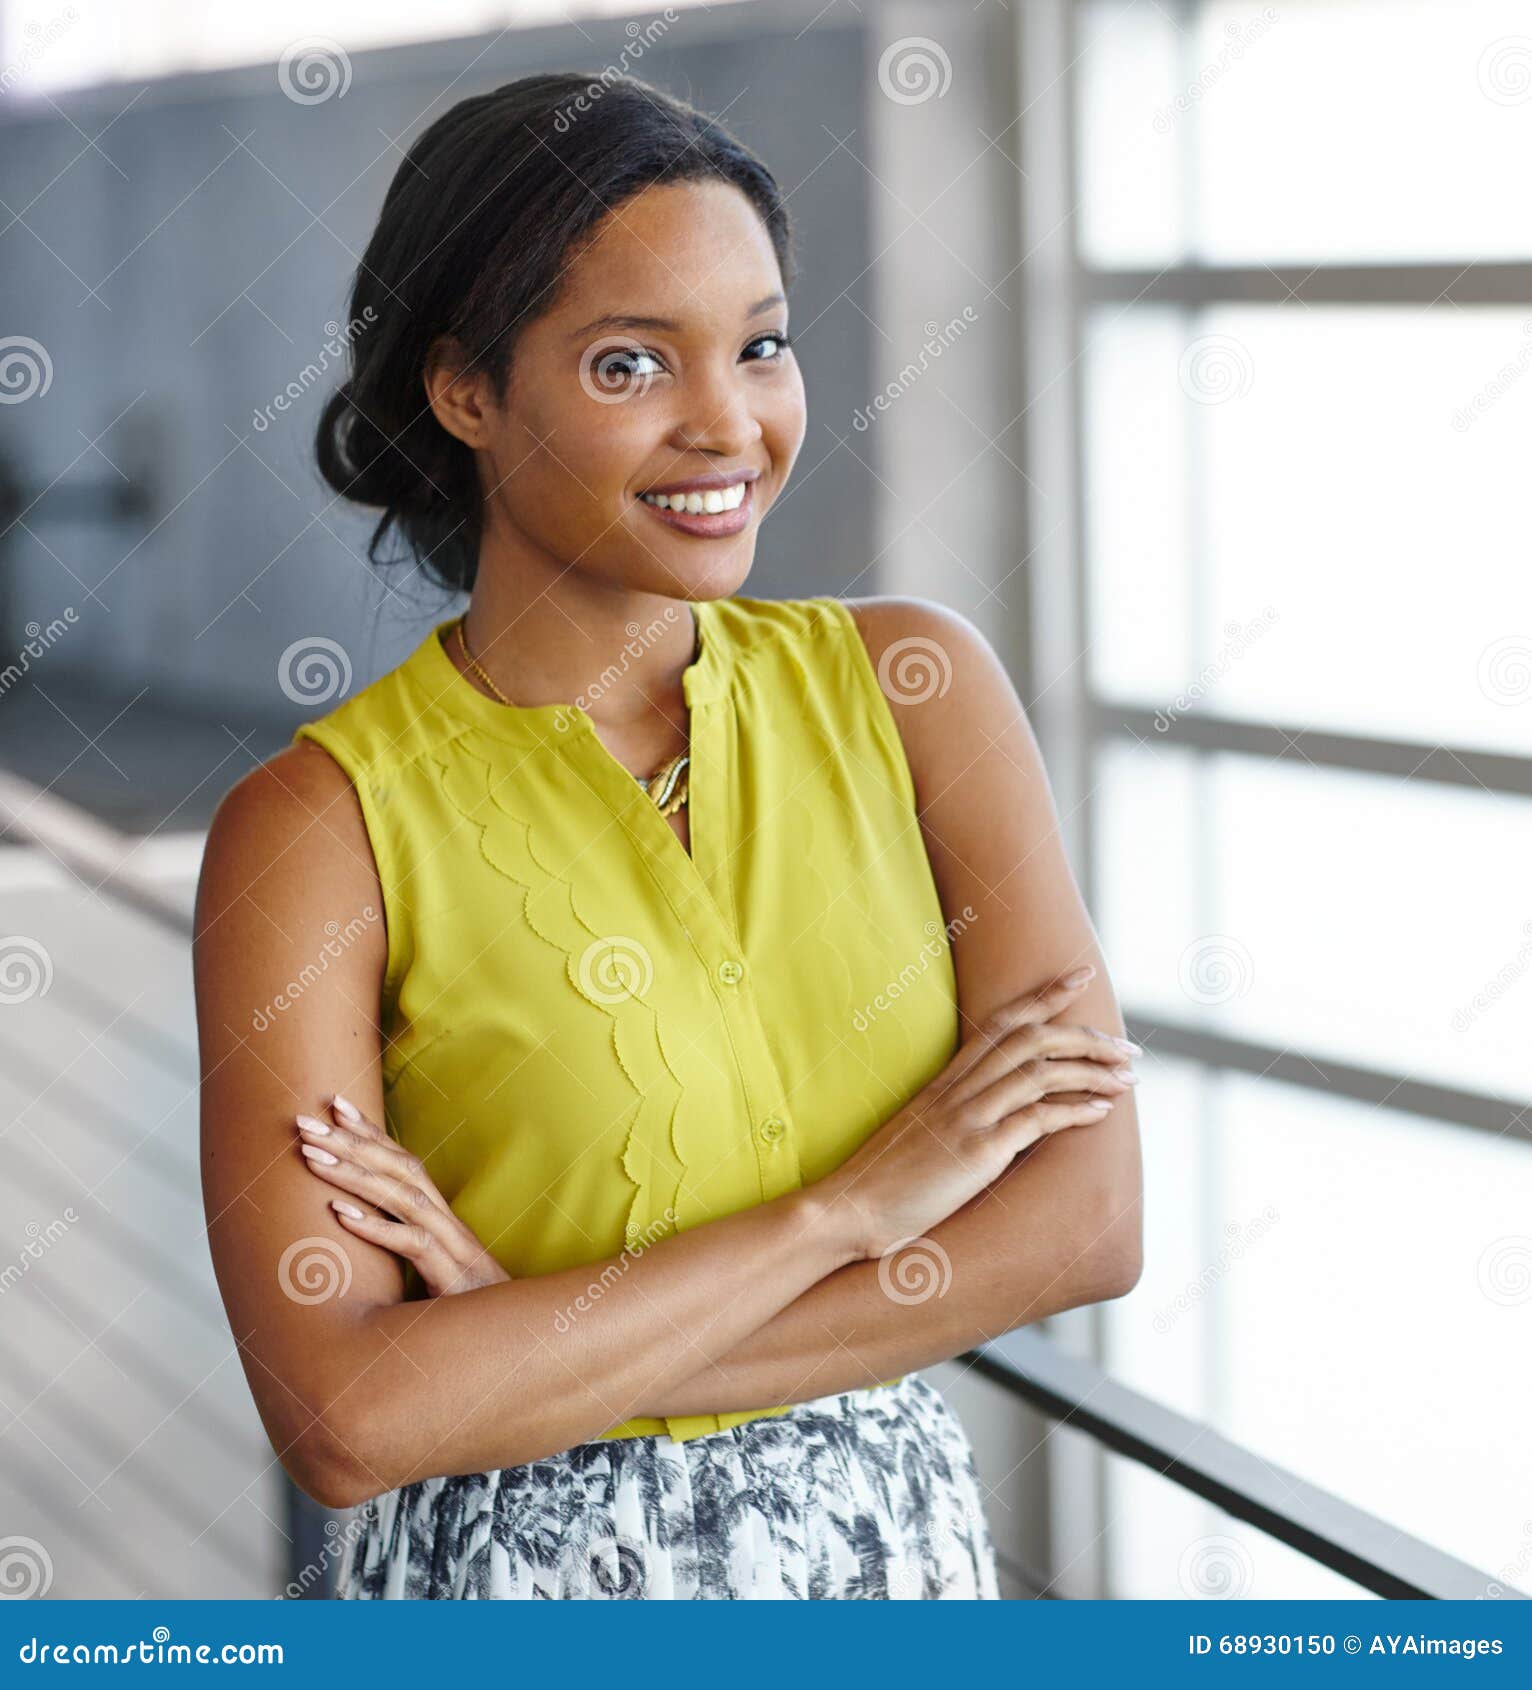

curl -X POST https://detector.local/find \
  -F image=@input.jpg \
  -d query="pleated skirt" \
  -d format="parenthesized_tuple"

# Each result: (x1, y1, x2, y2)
(334, 1371, 1001, 1600)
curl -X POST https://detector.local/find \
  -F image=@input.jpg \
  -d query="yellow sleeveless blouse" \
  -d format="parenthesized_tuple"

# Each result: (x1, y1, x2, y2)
(292, 593, 960, 1443)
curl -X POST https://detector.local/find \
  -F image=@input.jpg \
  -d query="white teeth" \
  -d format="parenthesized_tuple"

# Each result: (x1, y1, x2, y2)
(641, 481, 748, 513)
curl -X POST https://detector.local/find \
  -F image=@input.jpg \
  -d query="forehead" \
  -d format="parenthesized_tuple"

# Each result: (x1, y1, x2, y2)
(555, 179, 782, 326)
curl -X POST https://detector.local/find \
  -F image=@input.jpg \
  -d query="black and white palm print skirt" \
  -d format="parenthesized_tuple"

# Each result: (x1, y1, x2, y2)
(334, 1372, 1001, 1599)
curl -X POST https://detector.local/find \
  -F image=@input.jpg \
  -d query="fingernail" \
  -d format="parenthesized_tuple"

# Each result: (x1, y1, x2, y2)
(300, 1143, 339, 1166)
(331, 1094, 362, 1124)
(1118, 1072, 1140, 1086)
(1087, 1099, 1112, 1111)
(296, 1114, 330, 1136)
(1063, 965, 1095, 987)
(1114, 1038, 1143, 1056)
(331, 1199, 363, 1219)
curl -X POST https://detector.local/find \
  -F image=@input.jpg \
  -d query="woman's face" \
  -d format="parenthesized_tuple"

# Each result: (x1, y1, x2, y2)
(440, 178, 806, 604)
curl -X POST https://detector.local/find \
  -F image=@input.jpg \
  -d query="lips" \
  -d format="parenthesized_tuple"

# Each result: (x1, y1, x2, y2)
(636, 479, 755, 538)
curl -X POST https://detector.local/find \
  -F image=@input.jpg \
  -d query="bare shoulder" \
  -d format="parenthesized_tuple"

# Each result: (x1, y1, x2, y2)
(194, 741, 380, 942)
(839, 595, 1033, 808)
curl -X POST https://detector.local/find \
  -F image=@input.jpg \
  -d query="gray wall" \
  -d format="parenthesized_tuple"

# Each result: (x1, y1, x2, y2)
(0, 2, 874, 719)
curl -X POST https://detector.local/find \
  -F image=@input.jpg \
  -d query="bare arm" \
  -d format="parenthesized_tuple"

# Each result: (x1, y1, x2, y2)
(635, 596, 1144, 1416)
(195, 745, 864, 1510)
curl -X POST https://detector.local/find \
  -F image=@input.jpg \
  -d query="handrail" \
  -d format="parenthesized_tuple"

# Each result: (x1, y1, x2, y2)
(3, 770, 1517, 1600)
(971, 1328, 1521, 1600)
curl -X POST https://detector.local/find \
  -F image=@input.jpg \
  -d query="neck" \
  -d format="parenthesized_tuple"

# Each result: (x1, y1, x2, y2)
(458, 567, 700, 730)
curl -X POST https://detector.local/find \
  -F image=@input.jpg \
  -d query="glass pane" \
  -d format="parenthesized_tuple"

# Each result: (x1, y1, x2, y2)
(1096, 741, 1530, 1102)
(1078, 0, 1532, 266)
(1105, 1056, 1532, 1594)
(1084, 303, 1532, 757)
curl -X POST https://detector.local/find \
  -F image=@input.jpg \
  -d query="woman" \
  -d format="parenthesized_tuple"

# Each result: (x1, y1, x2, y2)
(194, 71, 1143, 1601)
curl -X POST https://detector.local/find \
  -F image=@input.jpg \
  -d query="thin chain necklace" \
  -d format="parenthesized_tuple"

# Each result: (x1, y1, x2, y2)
(453, 616, 690, 817)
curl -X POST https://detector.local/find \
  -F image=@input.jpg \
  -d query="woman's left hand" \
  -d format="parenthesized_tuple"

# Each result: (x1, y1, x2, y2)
(295, 1095, 510, 1297)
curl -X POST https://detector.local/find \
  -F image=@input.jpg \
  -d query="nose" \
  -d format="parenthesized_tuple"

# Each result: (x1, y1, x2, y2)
(668, 359, 763, 459)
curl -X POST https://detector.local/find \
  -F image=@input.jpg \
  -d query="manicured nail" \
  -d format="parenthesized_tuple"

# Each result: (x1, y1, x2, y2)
(300, 1143, 338, 1166)
(1118, 1071, 1140, 1086)
(296, 1114, 330, 1136)
(331, 1094, 362, 1124)
(331, 1199, 364, 1219)
(1114, 1038, 1143, 1056)
(1087, 1099, 1112, 1111)
(1063, 965, 1095, 987)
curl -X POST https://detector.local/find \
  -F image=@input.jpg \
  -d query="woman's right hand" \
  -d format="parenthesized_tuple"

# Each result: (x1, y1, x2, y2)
(812, 967, 1139, 1263)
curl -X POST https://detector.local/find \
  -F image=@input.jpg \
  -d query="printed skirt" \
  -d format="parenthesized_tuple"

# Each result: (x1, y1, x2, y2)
(333, 1371, 1001, 1600)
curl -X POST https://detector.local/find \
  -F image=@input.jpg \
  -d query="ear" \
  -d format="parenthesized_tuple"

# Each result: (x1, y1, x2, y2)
(423, 334, 496, 448)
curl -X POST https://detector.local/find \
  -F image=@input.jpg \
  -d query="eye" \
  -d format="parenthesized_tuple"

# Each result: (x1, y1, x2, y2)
(744, 331, 793, 363)
(596, 345, 667, 384)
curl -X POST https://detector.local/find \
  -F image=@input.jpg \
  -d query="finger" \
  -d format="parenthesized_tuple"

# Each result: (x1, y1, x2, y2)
(1034, 1023, 1143, 1063)
(994, 1094, 1115, 1155)
(330, 1093, 387, 1139)
(298, 1138, 447, 1228)
(977, 1058, 1134, 1121)
(956, 968, 1100, 1063)
(298, 1114, 449, 1213)
(328, 1196, 436, 1262)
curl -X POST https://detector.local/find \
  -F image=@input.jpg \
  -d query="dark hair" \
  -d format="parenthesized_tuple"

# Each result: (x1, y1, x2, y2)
(315, 71, 796, 595)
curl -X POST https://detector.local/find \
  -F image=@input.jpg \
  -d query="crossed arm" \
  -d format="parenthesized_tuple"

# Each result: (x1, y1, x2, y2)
(195, 597, 1141, 1506)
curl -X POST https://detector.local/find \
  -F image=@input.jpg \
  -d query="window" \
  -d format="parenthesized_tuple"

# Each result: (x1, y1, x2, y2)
(1050, 0, 1532, 1596)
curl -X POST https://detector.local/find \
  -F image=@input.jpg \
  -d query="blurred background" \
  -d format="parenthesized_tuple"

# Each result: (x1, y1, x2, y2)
(0, 0, 1528, 1601)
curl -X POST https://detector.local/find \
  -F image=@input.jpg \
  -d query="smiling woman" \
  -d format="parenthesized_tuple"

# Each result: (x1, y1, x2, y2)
(193, 70, 1141, 1602)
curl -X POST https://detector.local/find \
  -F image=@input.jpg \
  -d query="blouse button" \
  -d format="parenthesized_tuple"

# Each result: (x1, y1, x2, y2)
(717, 958, 744, 985)
(757, 1117, 786, 1145)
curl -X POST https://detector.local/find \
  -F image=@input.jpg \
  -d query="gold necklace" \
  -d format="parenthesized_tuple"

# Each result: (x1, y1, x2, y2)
(454, 617, 689, 815)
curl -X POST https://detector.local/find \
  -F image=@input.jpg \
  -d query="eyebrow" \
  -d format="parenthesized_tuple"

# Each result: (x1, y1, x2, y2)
(568, 293, 787, 340)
